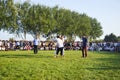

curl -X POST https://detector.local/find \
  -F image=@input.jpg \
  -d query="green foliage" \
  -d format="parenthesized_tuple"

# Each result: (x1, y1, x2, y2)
(104, 33, 118, 42)
(0, 1, 103, 40)
(117, 36, 120, 42)
(0, 51, 120, 80)
(0, 0, 18, 30)
(14, 1, 31, 39)
(75, 13, 92, 37)
(89, 18, 103, 40)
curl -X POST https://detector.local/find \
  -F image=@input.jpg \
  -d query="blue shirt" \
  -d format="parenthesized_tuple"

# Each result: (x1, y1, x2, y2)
(82, 37, 87, 47)
(33, 39, 39, 45)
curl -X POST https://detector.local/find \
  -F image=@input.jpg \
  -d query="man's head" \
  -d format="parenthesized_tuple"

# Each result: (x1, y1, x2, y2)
(57, 35, 59, 38)
(83, 36, 86, 38)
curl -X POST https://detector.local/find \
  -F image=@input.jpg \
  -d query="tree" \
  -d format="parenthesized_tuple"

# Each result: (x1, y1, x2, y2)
(75, 13, 91, 38)
(26, 4, 41, 38)
(118, 36, 120, 42)
(1, 1, 103, 41)
(0, 0, 18, 31)
(89, 18, 103, 41)
(14, 1, 31, 39)
(104, 33, 118, 42)
(26, 4, 54, 38)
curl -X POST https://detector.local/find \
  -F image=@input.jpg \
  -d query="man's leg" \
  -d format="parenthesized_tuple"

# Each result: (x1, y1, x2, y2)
(54, 47, 57, 57)
(36, 45, 38, 54)
(82, 47, 85, 57)
(60, 47, 64, 56)
(34, 45, 36, 54)
(85, 46, 87, 57)
(55, 48, 59, 57)
(34, 45, 37, 54)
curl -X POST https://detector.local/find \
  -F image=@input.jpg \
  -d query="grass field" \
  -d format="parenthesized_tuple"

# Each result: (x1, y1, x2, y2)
(0, 50, 120, 80)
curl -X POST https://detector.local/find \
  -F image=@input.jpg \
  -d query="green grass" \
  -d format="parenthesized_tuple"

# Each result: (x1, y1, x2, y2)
(0, 50, 120, 80)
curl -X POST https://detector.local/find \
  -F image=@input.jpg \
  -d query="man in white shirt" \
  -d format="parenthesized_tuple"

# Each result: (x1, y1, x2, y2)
(60, 35, 65, 56)
(54, 36, 64, 57)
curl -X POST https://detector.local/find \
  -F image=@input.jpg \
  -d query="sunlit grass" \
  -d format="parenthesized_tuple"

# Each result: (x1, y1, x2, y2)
(0, 50, 120, 80)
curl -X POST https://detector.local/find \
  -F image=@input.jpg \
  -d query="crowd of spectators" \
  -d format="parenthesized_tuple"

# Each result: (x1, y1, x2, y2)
(0, 40, 56, 51)
(0, 39, 120, 52)
(64, 41, 120, 52)
(88, 42, 120, 52)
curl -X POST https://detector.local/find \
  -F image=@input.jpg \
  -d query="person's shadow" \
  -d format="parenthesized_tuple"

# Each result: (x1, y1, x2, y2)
(0, 54, 53, 58)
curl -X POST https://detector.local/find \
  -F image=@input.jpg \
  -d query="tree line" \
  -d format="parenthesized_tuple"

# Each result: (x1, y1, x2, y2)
(104, 33, 120, 42)
(0, 0, 103, 41)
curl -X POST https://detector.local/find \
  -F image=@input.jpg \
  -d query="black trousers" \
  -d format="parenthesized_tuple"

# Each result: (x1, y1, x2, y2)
(56, 47, 64, 56)
(34, 45, 38, 54)
(82, 46, 87, 57)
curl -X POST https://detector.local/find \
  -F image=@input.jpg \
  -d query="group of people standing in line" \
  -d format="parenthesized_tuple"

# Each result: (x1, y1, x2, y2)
(33, 35, 88, 58)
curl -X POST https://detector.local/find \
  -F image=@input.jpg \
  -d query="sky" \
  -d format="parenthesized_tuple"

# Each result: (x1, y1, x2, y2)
(0, 0, 120, 40)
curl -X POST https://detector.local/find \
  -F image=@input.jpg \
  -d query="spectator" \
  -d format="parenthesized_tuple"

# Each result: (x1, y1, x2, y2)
(81, 35, 88, 57)
(33, 37, 39, 54)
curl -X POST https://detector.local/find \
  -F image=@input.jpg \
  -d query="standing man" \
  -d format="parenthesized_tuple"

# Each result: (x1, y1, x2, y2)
(60, 35, 65, 56)
(33, 37, 39, 54)
(82, 35, 88, 57)
(54, 36, 64, 58)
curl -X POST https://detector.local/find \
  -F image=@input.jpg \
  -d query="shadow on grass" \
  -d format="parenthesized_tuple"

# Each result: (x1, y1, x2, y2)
(95, 57, 120, 62)
(0, 54, 53, 58)
(86, 67, 120, 70)
(88, 57, 120, 71)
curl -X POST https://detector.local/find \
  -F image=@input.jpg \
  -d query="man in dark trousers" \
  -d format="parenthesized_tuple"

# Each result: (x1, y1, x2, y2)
(33, 37, 39, 54)
(54, 35, 64, 58)
(82, 36, 88, 57)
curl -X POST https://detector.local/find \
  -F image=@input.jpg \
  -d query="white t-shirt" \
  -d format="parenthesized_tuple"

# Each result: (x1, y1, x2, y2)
(54, 38, 64, 48)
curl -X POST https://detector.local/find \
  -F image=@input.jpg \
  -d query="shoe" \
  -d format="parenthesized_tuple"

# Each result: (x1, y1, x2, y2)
(54, 55, 58, 58)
